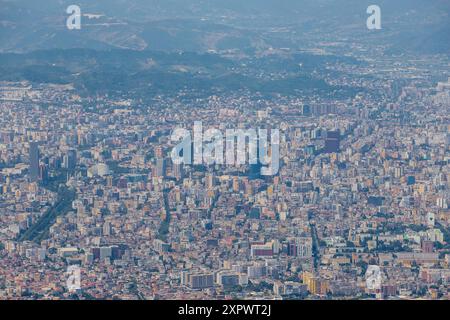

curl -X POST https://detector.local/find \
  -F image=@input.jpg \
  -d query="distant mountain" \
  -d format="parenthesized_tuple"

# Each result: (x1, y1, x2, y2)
(394, 26, 450, 55)
(0, 0, 448, 54)
(0, 49, 363, 99)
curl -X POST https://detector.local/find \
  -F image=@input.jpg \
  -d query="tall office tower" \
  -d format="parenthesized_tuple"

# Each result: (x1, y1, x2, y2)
(63, 149, 77, 170)
(156, 158, 166, 178)
(324, 130, 340, 153)
(39, 164, 48, 183)
(173, 163, 184, 181)
(29, 142, 39, 182)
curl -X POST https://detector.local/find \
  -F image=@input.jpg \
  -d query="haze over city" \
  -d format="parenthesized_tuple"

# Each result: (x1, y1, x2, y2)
(0, 0, 449, 302)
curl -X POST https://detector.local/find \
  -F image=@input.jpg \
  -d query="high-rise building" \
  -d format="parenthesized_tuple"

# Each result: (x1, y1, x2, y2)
(181, 271, 214, 289)
(63, 149, 77, 170)
(206, 173, 215, 189)
(103, 222, 111, 236)
(39, 164, 48, 183)
(29, 142, 39, 182)
(156, 158, 166, 177)
(173, 163, 184, 181)
(324, 131, 340, 153)
(251, 243, 273, 257)
(302, 104, 311, 116)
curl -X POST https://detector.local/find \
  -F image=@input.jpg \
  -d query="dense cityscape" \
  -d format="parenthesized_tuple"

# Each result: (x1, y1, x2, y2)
(0, 0, 449, 301)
